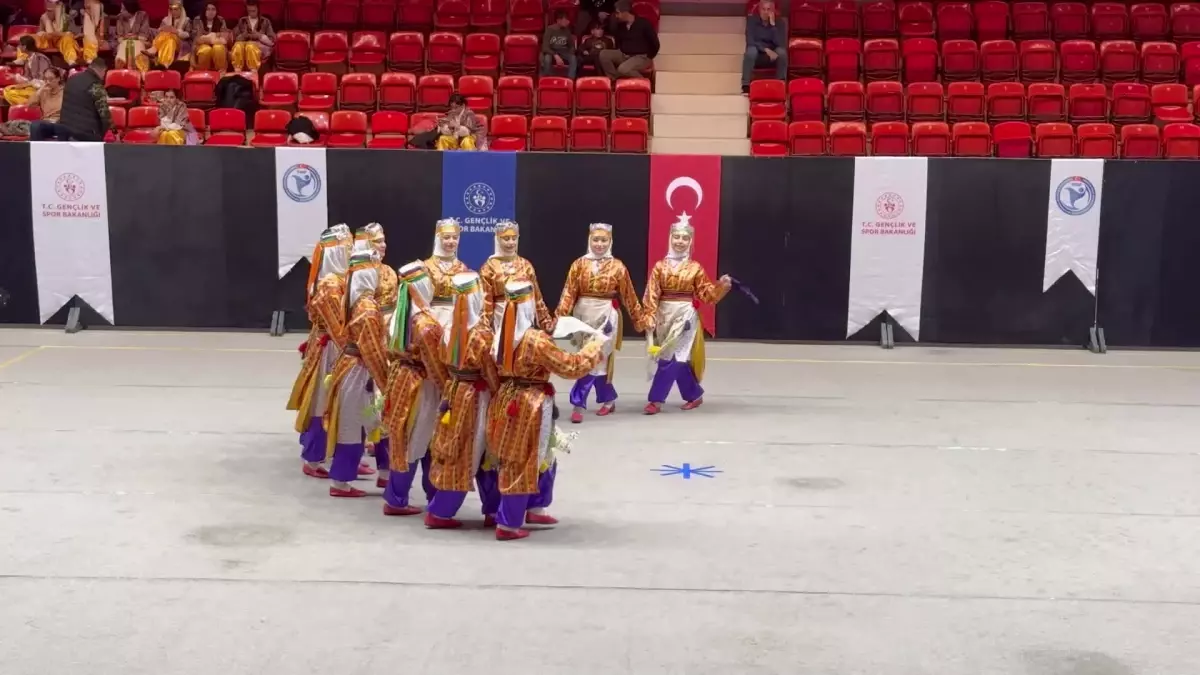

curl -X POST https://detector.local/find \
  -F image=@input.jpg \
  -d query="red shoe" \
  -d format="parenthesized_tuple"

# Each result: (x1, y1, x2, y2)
(681, 398, 703, 411)
(424, 512, 464, 529)
(329, 486, 367, 498)
(643, 402, 662, 415)
(525, 512, 559, 526)
(495, 527, 530, 541)
(302, 464, 329, 479)
(376, 477, 388, 489)
(596, 403, 615, 416)
(357, 463, 376, 476)
(570, 409, 583, 424)
(383, 503, 422, 516)
(483, 515, 496, 528)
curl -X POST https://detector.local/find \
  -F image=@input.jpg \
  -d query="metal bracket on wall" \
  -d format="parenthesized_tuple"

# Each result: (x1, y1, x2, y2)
(1088, 325, 1108, 354)
(879, 322, 895, 350)
(65, 306, 84, 334)
(269, 310, 286, 337)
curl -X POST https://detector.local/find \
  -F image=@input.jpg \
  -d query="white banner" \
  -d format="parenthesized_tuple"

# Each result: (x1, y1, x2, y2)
(1043, 159, 1104, 295)
(846, 157, 929, 340)
(275, 147, 328, 278)
(29, 142, 115, 324)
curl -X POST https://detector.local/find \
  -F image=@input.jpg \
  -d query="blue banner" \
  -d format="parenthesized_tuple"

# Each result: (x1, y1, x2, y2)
(441, 151, 517, 271)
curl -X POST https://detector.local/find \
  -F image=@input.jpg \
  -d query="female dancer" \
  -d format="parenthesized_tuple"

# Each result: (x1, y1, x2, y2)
(423, 218, 472, 333)
(642, 216, 732, 415)
(556, 223, 644, 423)
(358, 224, 391, 481)
(479, 220, 556, 335)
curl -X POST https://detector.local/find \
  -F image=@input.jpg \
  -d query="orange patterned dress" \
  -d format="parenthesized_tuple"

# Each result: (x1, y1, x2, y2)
(486, 331, 603, 495)
(376, 265, 399, 315)
(381, 312, 448, 469)
(323, 296, 390, 458)
(287, 274, 345, 432)
(480, 256, 556, 334)
(556, 256, 645, 377)
(643, 259, 730, 378)
(424, 256, 472, 330)
(428, 325, 499, 492)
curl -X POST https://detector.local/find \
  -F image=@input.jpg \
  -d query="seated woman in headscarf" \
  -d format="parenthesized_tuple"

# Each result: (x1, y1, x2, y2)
(112, 0, 153, 73)
(76, 0, 107, 65)
(230, 0, 274, 73)
(34, 0, 80, 64)
(147, 1, 191, 69)
(0, 66, 62, 137)
(435, 94, 487, 151)
(192, 1, 228, 72)
(147, 89, 199, 145)
(2, 36, 53, 106)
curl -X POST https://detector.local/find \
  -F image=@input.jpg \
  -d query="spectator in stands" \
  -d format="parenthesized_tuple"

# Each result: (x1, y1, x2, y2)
(147, 1, 191, 69)
(112, 0, 153, 73)
(435, 93, 486, 150)
(42, 57, 110, 141)
(541, 10, 577, 80)
(0, 67, 63, 138)
(599, 0, 658, 80)
(35, 0, 83, 65)
(192, 1, 229, 72)
(576, 0, 614, 36)
(741, 0, 786, 95)
(76, 0, 106, 65)
(147, 89, 199, 144)
(577, 20, 611, 75)
(2, 36, 53, 106)
(231, 0, 275, 73)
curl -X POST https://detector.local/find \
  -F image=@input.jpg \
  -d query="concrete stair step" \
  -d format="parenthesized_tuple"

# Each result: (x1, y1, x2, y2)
(649, 136, 752, 155)
(652, 113, 748, 139)
(654, 53, 742, 73)
(658, 15, 746, 34)
(652, 93, 748, 115)
(654, 70, 743, 95)
(657, 32, 746, 56)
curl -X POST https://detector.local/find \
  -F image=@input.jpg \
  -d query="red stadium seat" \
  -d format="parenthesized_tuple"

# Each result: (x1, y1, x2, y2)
(787, 38, 823, 78)
(257, 0, 284, 25)
(458, 74, 494, 114)
(1020, 39, 1059, 82)
(410, 111, 439, 133)
(1069, 83, 1110, 123)
(865, 80, 903, 122)
(217, 0, 246, 22)
(470, 0, 506, 32)
(1141, 42, 1180, 83)
(1077, 122, 1117, 158)
(1052, 2, 1089, 41)
(937, 2, 972, 42)
(987, 82, 1027, 121)
(123, 106, 159, 144)
(941, 39, 980, 82)
(398, 0, 435, 30)
(1101, 40, 1139, 84)
(274, 31, 313, 72)
(825, 1, 860, 38)
(974, 1, 1010, 42)
(367, 110, 409, 147)
(509, 0, 544, 34)
(206, 108, 247, 146)
(1131, 3, 1169, 42)
(388, 31, 425, 73)
(335, 73, 375, 112)
(610, 117, 649, 153)
(142, 70, 180, 104)
(380, 71, 418, 111)
(749, 79, 787, 121)
(464, 32, 500, 76)
(912, 121, 950, 156)
(871, 120, 909, 155)
(293, 112, 330, 146)
(536, 76, 574, 116)
(427, 31, 464, 75)
(4, 105, 41, 126)
(947, 81, 985, 122)
(862, 1, 897, 37)
(326, 110, 368, 147)
(750, 120, 789, 156)
(1060, 40, 1099, 84)
(1151, 83, 1190, 123)
(490, 114, 528, 150)
(1092, 3, 1129, 41)
(286, 0, 322, 29)
(105, 69, 142, 107)
(829, 121, 868, 156)
(1112, 82, 1152, 124)
(434, 0, 469, 30)
(789, 0, 823, 38)
(497, 75, 534, 115)
(569, 116, 608, 152)
(546, 0, 579, 27)
(250, 109, 291, 146)
(182, 70, 219, 109)
(502, 34, 540, 75)
(898, 2, 934, 39)
(981, 40, 1018, 83)
(994, 120, 1033, 157)
(1028, 82, 1067, 122)
(106, 107, 126, 137)
(614, 78, 651, 119)
(789, 120, 827, 155)
(633, 2, 660, 31)
(298, 72, 338, 112)
(417, 73, 455, 111)
(1035, 121, 1075, 157)
(863, 38, 900, 81)
(825, 38, 861, 82)
(361, 0, 397, 30)
(1183, 41, 1200, 87)
(952, 121, 992, 156)
(324, 0, 362, 30)
(1013, 2, 1050, 40)
(1172, 4, 1200, 43)
(1120, 123, 1161, 157)
(1163, 122, 1200, 158)
(902, 38, 938, 83)
(788, 77, 825, 121)
(906, 82, 944, 121)
(827, 80, 865, 121)
(575, 77, 612, 117)
(350, 31, 387, 69)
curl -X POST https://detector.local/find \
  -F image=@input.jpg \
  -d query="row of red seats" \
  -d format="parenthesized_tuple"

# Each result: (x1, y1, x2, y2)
(777, 0, 1200, 43)
(749, 118, 1200, 158)
(750, 78, 1200, 125)
(781, 37, 1199, 85)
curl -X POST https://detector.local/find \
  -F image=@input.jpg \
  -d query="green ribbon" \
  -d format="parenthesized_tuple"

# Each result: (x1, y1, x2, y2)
(388, 282, 411, 353)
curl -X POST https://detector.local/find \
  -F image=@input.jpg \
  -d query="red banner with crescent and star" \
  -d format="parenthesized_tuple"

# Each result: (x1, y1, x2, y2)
(648, 154, 722, 336)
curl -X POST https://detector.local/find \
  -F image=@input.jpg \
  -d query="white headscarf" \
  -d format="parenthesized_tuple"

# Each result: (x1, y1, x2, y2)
(493, 280, 535, 372)
(432, 218, 462, 260)
(666, 214, 694, 263)
(346, 249, 380, 309)
(320, 237, 349, 277)
(491, 220, 519, 258)
(398, 260, 434, 307)
(585, 223, 614, 261)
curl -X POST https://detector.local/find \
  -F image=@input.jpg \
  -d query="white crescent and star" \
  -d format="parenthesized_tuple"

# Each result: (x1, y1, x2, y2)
(666, 176, 703, 211)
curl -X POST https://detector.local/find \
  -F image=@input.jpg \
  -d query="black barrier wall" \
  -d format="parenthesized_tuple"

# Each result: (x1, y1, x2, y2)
(2, 146, 1199, 350)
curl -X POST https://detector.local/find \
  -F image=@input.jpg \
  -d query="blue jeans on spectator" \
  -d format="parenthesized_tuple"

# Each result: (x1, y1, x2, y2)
(742, 45, 788, 87)
(541, 51, 578, 79)
(30, 121, 74, 141)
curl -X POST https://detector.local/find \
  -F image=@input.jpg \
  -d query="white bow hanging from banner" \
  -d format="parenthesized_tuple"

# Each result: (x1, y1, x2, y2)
(274, 147, 329, 278)
(1043, 158, 1104, 296)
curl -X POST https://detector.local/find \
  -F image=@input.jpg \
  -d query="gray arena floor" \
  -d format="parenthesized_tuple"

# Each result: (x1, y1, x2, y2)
(1, 328, 1198, 675)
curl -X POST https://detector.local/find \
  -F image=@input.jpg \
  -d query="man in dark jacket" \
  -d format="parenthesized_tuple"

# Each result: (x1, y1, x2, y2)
(742, 0, 787, 93)
(599, 0, 658, 80)
(56, 59, 113, 142)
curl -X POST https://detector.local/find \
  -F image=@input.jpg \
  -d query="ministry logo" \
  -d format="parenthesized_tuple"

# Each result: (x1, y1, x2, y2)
(1055, 176, 1096, 216)
(54, 173, 85, 202)
(282, 164, 322, 203)
(463, 182, 496, 216)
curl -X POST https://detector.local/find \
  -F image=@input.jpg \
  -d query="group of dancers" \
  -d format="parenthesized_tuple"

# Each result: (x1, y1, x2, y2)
(286, 216, 733, 541)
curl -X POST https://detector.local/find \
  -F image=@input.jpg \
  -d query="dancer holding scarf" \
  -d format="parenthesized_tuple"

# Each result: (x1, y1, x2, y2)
(479, 220, 557, 335)
(423, 218, 472, 334)
(356, 224, 392, 480)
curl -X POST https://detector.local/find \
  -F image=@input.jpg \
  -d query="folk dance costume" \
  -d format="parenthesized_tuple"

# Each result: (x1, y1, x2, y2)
(425, 272, 501, 529)
(486, 281, 605, 541)
(358, 224, 392, 480)
(556, 223, 645, 423)
(289, 226, 352, 478)
(479, 220, 557, 335)
(322, 249, 390, 498)
(424, 218, 472, 333)
(643, 216, 732, 415)
(380, 262, 449, 516)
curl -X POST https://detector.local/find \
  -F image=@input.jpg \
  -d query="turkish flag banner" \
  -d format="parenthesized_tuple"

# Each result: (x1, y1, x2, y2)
(648, 154, 722, 336)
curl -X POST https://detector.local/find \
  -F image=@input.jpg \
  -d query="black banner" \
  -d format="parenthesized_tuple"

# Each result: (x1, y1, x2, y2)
(0, 144, 37, 325)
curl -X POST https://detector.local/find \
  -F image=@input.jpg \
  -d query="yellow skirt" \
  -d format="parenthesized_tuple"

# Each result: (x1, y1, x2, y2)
(435, 135, 477, 150)
(3, 83, 36, 106)
(152, 32, 181, 68)
(231, 41, 262, 71)
(158, 128, 186, 145)
(194, 43, 228, 72)
(115, 39, 151, 73)
(36, 33, 81, 64)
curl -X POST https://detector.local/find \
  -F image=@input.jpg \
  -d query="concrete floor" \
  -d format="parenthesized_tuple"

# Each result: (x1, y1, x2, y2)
(1, 328, 1198, 675)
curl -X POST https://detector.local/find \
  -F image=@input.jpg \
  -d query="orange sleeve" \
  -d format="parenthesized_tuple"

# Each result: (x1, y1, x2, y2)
(480, 260, 498, 328)
(555, 258, 582, 317)
(417, 317, 449, 395)
(357, 306, 390, 387)
(617, 262, 645, 332)
(312, 279, 346, 346)
(693, 264, 730, 305)
(531, 332, 602, 380)
(474, 329, 501, 392)
(641, 262, 662, 326)
(528, 265, 557, 333)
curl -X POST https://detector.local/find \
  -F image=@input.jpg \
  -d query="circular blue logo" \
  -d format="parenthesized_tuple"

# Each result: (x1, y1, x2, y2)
(1055, 176, 1096, 216)
(282, 164, 322, 203)
(463, 182, 496, 216)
